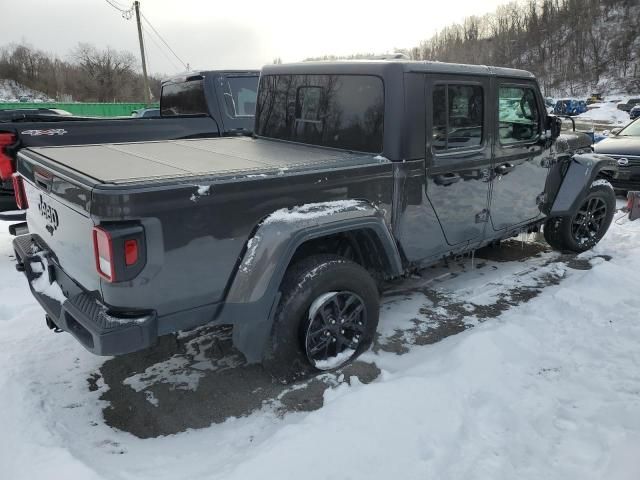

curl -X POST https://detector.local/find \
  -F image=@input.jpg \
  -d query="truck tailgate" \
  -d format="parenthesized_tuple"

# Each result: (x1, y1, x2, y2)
(20, 171, 99, 294)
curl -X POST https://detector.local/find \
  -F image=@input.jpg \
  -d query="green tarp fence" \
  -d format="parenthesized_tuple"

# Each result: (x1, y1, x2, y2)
(0, 103, 159, 117)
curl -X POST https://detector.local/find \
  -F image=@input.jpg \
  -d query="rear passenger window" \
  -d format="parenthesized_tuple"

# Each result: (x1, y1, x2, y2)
(256, 74, 384, 153)
(432, 84, 484, 151)
(160, 79, 207, 116)
(498, 86, 540, 144)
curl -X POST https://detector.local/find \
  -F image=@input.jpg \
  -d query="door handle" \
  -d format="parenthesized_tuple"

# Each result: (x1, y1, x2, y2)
(495, 163, 515, 175)
(434, 173, 461, 186)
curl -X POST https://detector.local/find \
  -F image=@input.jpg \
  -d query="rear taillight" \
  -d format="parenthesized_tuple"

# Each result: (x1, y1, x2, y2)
(93, 227, 115, 282)
(0, 133, 16, 181)
(124, 239, 139, 266)
(12, 173, 28, 210)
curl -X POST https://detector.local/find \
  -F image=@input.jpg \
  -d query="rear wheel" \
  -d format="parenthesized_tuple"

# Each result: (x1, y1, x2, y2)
(263, 254, 379, 382)
(544, 181, 615, 253)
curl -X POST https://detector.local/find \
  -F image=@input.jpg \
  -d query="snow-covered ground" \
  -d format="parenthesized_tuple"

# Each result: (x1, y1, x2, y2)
(0, 79, 53, 103)
(577, 101, 630, 126)
(1, 206, 640, 480)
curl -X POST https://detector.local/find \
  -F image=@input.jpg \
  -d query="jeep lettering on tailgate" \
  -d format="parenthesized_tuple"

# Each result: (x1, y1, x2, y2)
(38, 194, 59, 233)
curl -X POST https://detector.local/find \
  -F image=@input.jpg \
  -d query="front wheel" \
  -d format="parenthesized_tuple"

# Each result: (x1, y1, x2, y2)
(543, 181, 616, 253)
(263, 254, 379, 382)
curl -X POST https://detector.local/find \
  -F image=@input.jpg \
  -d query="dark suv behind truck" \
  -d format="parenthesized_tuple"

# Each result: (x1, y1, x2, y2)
(12, 60, 621, 380)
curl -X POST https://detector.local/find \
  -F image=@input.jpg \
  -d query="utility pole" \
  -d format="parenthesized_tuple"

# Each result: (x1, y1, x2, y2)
(134, 1, 151, 105)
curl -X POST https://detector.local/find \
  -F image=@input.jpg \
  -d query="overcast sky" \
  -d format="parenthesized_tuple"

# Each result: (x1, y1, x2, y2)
(1, 0, 512, 76)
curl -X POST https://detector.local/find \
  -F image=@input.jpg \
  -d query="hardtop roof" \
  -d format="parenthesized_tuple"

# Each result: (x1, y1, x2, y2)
(261, 60, 535, 79)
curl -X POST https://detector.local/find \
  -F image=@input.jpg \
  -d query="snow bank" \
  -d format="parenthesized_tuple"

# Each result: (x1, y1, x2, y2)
(577, 102, 630, 125)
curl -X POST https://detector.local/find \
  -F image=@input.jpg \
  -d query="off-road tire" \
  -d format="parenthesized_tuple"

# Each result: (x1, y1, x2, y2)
(263, 254, 379, 383)
(543, 181, 616, 253)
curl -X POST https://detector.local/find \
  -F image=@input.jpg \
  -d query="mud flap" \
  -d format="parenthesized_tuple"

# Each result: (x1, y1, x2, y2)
(230, 292, 282, 364)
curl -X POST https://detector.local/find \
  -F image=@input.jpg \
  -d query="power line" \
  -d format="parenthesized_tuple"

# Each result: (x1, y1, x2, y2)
(140, 13, 188, 70)
(104, 0, 134, 19)
(142, 25, 180, 71)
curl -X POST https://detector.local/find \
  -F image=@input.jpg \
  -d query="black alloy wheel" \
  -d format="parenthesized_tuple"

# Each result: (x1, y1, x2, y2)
(305, 291, 367, 369)
(571, 196, 608, 246)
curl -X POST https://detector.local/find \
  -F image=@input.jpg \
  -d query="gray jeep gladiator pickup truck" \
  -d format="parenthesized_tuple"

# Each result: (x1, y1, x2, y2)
(12, 61, 620, 379)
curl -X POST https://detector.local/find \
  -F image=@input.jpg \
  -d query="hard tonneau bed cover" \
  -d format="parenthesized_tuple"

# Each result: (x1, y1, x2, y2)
(22, 137, 384, 185)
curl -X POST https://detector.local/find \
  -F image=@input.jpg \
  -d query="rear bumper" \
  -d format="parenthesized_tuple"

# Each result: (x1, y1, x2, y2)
(13, 233, 158, 355)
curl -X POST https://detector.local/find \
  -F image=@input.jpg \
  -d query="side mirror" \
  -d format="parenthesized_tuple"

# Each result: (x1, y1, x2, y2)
(545, 115, 562, 140)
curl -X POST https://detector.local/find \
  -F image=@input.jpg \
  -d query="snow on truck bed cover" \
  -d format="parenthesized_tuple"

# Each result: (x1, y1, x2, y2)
(24, 137, 387, 184)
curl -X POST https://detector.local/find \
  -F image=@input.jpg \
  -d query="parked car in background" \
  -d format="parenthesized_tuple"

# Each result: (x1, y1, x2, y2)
(594, 118, 640, 192)
(0, 70, 259, 211)
(0, 108, 72, 121)
(587, 93, 603, 105)
(630, 105, 640, 120)
(554, 99, 587, 116)
(131, 108, 161, 118)
(10, 60, 619, 379)
(618, 98, 640, 112)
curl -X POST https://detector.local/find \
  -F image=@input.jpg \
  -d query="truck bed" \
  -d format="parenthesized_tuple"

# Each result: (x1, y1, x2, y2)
(25, 137, 384, 185)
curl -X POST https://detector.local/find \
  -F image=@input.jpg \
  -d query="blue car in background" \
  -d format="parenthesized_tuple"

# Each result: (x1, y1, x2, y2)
(554, 99, 588, 116)
(630, 105, 640, 120)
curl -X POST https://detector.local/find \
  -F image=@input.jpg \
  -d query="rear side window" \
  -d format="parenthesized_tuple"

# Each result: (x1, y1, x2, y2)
(220, 75, 258, 118)
(498, 86, 540, 144)
(161, 79, 207, 116)
(256, 74, 384, 153)
(432, 84, 484, 151)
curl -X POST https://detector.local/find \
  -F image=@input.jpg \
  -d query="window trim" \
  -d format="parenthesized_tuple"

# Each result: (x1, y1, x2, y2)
(430, 80, 487, 156)
(496, 81, 543, 147)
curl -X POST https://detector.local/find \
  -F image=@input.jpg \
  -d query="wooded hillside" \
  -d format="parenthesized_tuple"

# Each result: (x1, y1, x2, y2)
(310, 0, 640, 96)
(0, 42, 161, 102)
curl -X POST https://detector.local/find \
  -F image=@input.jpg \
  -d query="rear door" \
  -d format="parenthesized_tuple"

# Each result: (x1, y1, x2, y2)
(425, 75, 492, 246)
(489, 80, 548, 231)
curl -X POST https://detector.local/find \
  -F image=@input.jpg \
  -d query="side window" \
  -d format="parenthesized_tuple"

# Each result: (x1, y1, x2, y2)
(256, 74, 384, 153)
(432, 84, 484, 151)
(498, 86, 540, 144)
(220, 75, 258, 118)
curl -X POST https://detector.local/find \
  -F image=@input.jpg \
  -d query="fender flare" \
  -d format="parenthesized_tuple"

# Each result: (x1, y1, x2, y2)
(548, 153, 618, 217)
(222, 200, 402, 363)
(227, 200, 402, 304)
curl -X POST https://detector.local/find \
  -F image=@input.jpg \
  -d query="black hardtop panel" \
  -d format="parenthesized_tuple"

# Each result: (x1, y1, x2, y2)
(26, 137, 384, 184)
(261, 60, 534, 80)
(162, 69, 260, 85)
